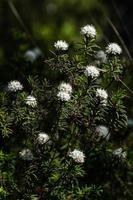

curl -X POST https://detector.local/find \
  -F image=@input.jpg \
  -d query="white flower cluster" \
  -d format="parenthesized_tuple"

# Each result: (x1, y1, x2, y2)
(69, 149, 85, 163)
(96, 125, 110, 140)
(80, 24, 96, 38)
(106, 43, 122, 55)
(58, 82, 72, 94)
(24, 47, 42, 63)
(57, 82, 72, 101)
(8, 80, 23, 92)
(84, 65, 100, 79)
(96, 88, 108, 105)
(96, 88, 108, 99)
(113, 148, 127, 159)
(95, 50, 107, 63)
(25, 95, 37, 107)
(37, 132, 49, 145)
(57, 92, 71, 101)
(54, 40, 69, 51)
(19, 148, 33, 161)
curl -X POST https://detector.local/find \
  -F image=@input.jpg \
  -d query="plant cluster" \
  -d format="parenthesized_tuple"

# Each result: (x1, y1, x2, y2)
(0, 24, 132, 200)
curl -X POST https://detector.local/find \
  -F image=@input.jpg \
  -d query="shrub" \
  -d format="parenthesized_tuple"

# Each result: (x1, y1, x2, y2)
(0, 24, 131, 200)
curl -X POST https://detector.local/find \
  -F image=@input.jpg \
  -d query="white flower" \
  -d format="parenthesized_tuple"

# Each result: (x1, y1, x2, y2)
(24, 50, 36, 62)
(57, 91, 71, 101)
(96, 88, 108, 105)
(24, 47, 42, 63)
(58, 82, 72, 94)
(84, 65, 100, 79)
(8, 80, 23, 92)
(57, 82, 72, 101)
(106, 43, 122, 55)
(54, 40, 69, 51)
(37, 133, 49, 145)
(113, 148, 127, 159)
(95, 50, 107, 63)
(80, 24, 96, 38)
(96, 125, 110, 140)
(69, 149, 85, 163)
(25, 95, 37, 107)
(19, 148, 33, 160)
(96, 88, 108, 100)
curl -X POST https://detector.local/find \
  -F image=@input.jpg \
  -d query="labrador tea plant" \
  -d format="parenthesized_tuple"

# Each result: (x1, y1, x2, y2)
(0, 24, 131, 200)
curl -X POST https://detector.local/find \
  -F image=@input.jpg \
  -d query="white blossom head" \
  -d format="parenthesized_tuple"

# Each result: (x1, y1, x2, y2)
(24, 48, 42, 63)
(19, 148, 33, 161)
(57, 82, 72, 101)
(69, 149, 85, 163)
(24, 50, 36, 63)
(25, 95, 37, 107)
(84, 65, 100, 79)
(7, 80, 23, 92)
(37, 133, 49, 145)
(57, 91, 71, 101)
(80, 24, 96, 38)
(96, 88, 108, 105)
(54, 40, 69, 51)
(113, 148, 127, 159)
(58, 82, 72, 94)
(95, 50, 107, 63)
(106, 43, 122, 55)
(96, 88, 108, 99)
(96, 125, 110, 140)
